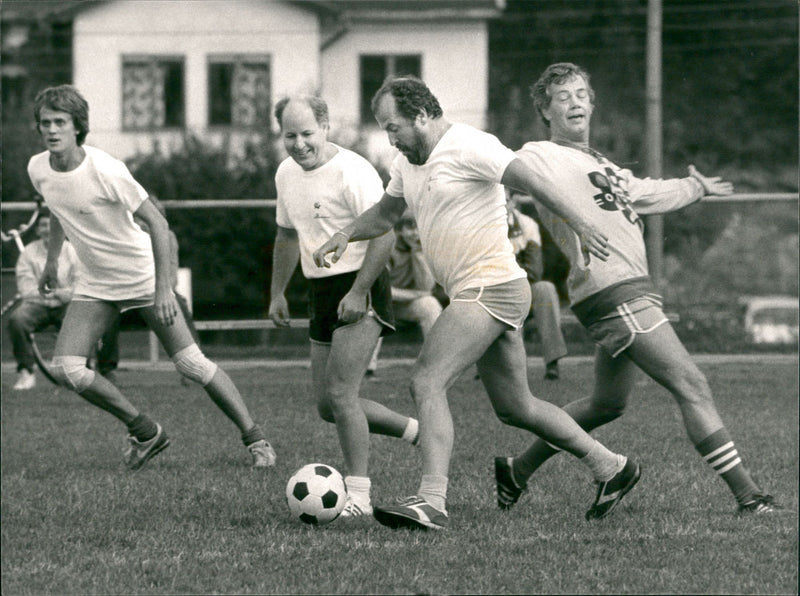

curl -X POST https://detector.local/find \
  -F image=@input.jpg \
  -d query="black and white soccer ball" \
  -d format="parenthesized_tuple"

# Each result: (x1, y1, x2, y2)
(285, 463, 347, 525)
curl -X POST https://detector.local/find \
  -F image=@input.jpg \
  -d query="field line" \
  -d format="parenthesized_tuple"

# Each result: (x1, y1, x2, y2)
(3, 353, 796, 373)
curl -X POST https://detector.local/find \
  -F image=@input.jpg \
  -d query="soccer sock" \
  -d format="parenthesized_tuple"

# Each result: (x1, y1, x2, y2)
(695, 428, 760, 505)
(581, 440, 626, 482)
(418, 474, 448, 513)
(127, 414, 158, 442)
(344, 476, 371, 505)
(401, 418, 419, 445)
(241, 424, 266, 447)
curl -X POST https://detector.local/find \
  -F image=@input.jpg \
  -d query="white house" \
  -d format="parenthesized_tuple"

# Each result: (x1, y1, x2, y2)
(65, 0, 505, 165)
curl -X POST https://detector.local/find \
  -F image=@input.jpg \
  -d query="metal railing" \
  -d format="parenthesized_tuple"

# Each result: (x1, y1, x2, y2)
(2, 193, 798, 212)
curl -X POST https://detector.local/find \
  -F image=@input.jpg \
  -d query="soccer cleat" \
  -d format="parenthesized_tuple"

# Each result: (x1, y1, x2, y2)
(340, 497, 373, 518)
(495, 456, 526, 510)
(248, 440, 276, 468)
(737, 494, 783, 515)
(124, 423, 170, 471)
(586, 459, 641, 520)
(373, 495, 449, 530)
(13, 369, 36, 391)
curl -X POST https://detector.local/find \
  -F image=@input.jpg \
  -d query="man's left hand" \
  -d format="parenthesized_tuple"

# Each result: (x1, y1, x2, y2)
(689, 164, 734, 196)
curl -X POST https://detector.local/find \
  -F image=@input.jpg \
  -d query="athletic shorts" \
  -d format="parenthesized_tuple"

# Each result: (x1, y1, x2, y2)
(451, 277, 531, 330)
(71, 293, 157, 313)
(308, 269, 395, 344)
(585, 294, 669, 357)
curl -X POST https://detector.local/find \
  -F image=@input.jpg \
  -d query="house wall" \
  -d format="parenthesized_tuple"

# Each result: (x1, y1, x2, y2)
(72, 0, 319, 158)
(320, 21, 490, 168)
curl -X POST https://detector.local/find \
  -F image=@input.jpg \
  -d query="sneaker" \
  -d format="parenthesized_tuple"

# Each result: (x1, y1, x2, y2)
(248, 439, 276, 468)
(13, 369, 36, 391)
(373, 495, 449, 530)
(544, 361, 560, 380)
(586, 459, 641, 520)
(737, 494, 783, 515)
(495, 456, 526, 510)
(124, 424, 170, 471)
(340, 497, 373, 518)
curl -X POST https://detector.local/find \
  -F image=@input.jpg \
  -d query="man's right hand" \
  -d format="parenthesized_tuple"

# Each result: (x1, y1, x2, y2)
(38, 264, 59, 297)
(575, 221, 610, 265)
(313, 232, 349, 268)
(268, 295, 291, 327)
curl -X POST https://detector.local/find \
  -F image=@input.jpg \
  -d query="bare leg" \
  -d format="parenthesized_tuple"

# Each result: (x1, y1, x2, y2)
(625, 323, 724, 441)
(311, 316, 413, 476)
(477, 328, 601, 458)
(410, 301, 509, 478)
(53, 301, 139, 423)
(139, 305, 257, 433)
(512, 346, 638, 481)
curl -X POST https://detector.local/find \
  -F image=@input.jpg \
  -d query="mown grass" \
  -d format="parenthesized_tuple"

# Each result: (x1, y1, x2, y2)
(2, 358, 797, 595)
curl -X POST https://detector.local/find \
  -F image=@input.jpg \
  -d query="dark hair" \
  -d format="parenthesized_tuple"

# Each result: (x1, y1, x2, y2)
(529, 62, 595, 128)
(33, 85, 90, 145)
(370, 75, 443, 121)
(274, 95, 329, 128)
(394, 210, 416, 231)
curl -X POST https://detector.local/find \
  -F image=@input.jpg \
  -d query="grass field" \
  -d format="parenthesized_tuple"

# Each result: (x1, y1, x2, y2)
(1, 356, 797, 595)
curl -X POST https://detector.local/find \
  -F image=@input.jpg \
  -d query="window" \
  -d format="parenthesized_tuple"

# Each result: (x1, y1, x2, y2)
(360, 54, 421, 124)
(122, 57, 184, 130)
(208, 56, 271, 127)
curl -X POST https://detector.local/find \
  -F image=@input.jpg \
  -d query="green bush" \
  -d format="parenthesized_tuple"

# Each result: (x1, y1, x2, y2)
(127, 133, 309, 318)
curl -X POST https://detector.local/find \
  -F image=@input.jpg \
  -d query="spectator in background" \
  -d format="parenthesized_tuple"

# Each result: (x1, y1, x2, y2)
(366, 211, 444, 375)
(8, 211, 79, 390)
(95, 195, 200, 380)
(506, 189, 567, 380)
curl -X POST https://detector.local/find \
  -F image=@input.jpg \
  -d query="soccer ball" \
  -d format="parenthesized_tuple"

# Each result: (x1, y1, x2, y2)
(285, 463, 347, 525)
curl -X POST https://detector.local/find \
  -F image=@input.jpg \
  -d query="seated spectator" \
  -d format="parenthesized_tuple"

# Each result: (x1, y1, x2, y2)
(367, 212, 443, 374)
(8, 211, 79, 390)
(507, 189, 568, 380)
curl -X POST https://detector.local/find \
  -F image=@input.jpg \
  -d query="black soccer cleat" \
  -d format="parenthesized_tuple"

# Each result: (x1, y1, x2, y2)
(737, 494, 784, 515)
(495, 456, 526, 510)
(586, 459, 640, 520)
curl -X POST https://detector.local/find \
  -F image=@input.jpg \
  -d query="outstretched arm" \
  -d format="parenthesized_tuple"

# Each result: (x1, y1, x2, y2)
(502, 158, 609, 265)
(627, 165, 735, 215)
(688, 165, 734, 197)
(312, 193, 407, 268)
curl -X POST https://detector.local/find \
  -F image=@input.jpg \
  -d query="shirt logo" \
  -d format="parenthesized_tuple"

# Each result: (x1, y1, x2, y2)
(588, 168, 642, 231)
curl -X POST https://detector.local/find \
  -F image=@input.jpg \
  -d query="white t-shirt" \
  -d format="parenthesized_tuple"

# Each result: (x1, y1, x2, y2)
(275, 144, 384, 279)
(515, 141, 703, 304)
(385, 123, 524, 298)
(27, 145, 154, 300)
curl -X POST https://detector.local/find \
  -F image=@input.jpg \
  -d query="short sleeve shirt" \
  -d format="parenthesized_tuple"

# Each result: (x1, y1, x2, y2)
(385, 123, 524, 297)
(275, 144, 384, 279)
(27, 146, 154, 300)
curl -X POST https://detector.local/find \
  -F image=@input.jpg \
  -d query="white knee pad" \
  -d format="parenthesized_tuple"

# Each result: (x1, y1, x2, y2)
(50, 355, 96, 392)
(172, 344, 217, 386)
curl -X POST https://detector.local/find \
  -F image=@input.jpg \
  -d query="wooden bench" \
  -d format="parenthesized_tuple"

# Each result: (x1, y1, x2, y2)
(148, 318, 311, 362)
(147, 312, 679, 363)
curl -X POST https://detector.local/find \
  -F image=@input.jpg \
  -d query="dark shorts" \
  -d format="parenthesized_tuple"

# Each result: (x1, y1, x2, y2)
(308, 269, 395, 344)
(585, 294, 669, 357)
